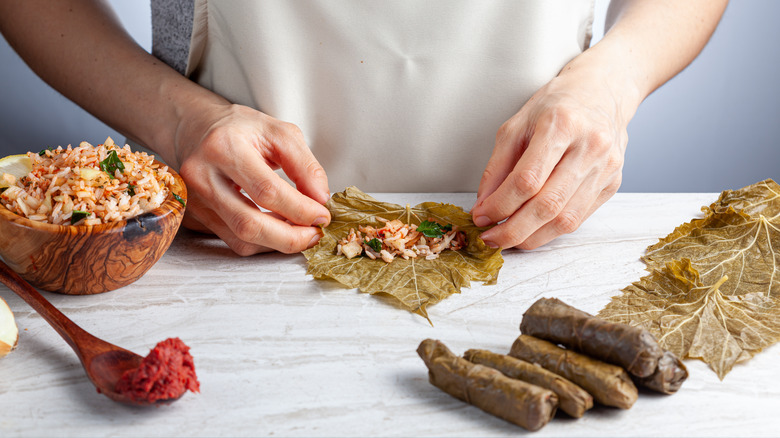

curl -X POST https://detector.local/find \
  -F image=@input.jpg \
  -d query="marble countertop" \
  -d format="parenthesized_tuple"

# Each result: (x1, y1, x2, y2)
(1, 193, 777, 437)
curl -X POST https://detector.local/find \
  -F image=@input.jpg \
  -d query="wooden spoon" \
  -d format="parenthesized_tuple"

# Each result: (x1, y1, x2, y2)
(0, 259, 176, 406)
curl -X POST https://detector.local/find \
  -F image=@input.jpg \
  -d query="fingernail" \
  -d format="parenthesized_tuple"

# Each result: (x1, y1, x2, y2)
(308, 232, 322, 248)
(474, 216, 492, 227)
(318, 190, 331, 204)
(480, 230, 498, 248)
(312, 216, 328, 226)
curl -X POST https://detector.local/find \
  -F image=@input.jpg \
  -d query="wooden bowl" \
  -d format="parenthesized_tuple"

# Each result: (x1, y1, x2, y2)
(0, 162, 186, 295)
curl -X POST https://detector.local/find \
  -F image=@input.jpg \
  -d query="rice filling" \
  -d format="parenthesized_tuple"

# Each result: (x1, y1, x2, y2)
(336, 218, 466, 263)
(0, 138, 175, 225)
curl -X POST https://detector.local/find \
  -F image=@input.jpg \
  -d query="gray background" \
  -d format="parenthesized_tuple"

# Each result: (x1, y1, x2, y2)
(1, 1, 777, 193)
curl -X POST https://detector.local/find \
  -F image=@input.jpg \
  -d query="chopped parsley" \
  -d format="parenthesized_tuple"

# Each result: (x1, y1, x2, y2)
(71, 210, 90, 224)
(416, 220, 453, 238)
(38, 147, 53, 156)
(365, 237, 382, 253)
(173, 193, 186, 206)
(127, 184, 136, 196)
(99, 150, 125, 178)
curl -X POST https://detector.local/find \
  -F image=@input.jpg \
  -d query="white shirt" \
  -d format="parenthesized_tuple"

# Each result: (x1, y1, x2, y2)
(187, 0, 594, 192)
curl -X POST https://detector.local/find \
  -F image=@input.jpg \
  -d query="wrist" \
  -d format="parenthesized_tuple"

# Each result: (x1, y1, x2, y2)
(147, 76, 231, 169)
(556, 41, 644, 128)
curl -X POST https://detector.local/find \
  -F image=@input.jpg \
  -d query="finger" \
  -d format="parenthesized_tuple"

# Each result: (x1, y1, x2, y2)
(185, 169, 322, 254)
(478, 148, 591, 248)
(516, 175, 618, 250)
(222, 142, 331, 228)
(184, 195, 275, 255)
(472, 115, 571, 227)
(220, 183, 323, 254)
(181, 211, 213, 234)
(182, 184, 267, 234)
(475, 118, 527, 205)
(198, 211, 276, 256)
(208, 203, 321, 256)
(264, 121, 331, 205)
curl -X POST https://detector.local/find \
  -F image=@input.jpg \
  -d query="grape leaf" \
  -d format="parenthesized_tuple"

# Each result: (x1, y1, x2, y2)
(599, 179, 780, 379)
(303, 187, 503, 321)
(600, 259, 780, 379)
(643, 179, 780, 298)
(706, 178, 780, 218)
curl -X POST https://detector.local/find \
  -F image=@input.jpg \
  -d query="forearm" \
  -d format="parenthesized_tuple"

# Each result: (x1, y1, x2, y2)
(559, 0, 728, 123)
(0, 0, 225, 167)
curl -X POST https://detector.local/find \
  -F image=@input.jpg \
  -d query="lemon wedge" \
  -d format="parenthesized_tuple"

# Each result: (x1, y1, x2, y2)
(0, 154, 33, 188)
(0, 296, 18, 358)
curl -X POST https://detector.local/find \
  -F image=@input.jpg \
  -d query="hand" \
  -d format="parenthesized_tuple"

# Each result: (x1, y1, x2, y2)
(172, 103, 331, 256)
(471, 67, 630, 250)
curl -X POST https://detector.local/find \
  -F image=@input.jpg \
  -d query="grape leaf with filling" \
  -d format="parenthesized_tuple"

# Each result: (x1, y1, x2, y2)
(303, 187, 503, 321)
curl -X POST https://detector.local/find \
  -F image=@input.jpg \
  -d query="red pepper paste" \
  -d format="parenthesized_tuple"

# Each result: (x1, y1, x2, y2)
(115, 337, 200, 403)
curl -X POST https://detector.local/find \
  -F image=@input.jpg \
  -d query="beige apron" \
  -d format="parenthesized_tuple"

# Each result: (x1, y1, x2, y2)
(187, 0, 593, 192)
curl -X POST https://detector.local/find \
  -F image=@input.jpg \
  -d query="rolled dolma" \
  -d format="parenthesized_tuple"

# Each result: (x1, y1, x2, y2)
(417, 339, 558, 431)
(519, 297, 663, 378)
(463, 348, 593, 418)
(634, 350, 688, 394)
(509, 335, 638, 409)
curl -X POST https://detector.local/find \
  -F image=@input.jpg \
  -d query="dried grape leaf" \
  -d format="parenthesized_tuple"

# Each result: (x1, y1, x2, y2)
(599, 179, 780, 379)
(643, 207, 780, 298)
(600, 259, 780, 379)
(303, 187, 503, 321)
(707, 178, 780, 218)
(643, 179, 780, 298)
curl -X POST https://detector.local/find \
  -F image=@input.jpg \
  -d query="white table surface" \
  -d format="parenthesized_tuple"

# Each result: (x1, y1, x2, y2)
(1, 193, 777, 437)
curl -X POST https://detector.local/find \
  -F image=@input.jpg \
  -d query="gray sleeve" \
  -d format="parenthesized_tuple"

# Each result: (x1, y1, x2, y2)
(151, 0, 194, 75)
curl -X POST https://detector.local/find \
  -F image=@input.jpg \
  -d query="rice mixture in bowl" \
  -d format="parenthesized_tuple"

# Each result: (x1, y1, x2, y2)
(1, 138, 175, 225)
(0, 138, 186, 294)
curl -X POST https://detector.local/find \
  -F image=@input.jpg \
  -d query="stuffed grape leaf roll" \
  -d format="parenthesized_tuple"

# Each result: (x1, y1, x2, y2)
(463, 348, 593, 418)
(509, 335, 638, 409)
(417, 339, 558, 431)
(519, 297, 664, 378)
(634, 350, 688, 394)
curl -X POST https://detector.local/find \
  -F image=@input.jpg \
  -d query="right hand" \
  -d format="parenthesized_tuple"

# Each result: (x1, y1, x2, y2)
(172, 104, 331, 256)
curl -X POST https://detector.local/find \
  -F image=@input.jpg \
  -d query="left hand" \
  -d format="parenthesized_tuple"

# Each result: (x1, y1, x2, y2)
(471, 67, 630, 250)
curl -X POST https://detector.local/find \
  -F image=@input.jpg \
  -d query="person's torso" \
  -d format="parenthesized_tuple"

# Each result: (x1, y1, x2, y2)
(183, 0, 594, 192)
